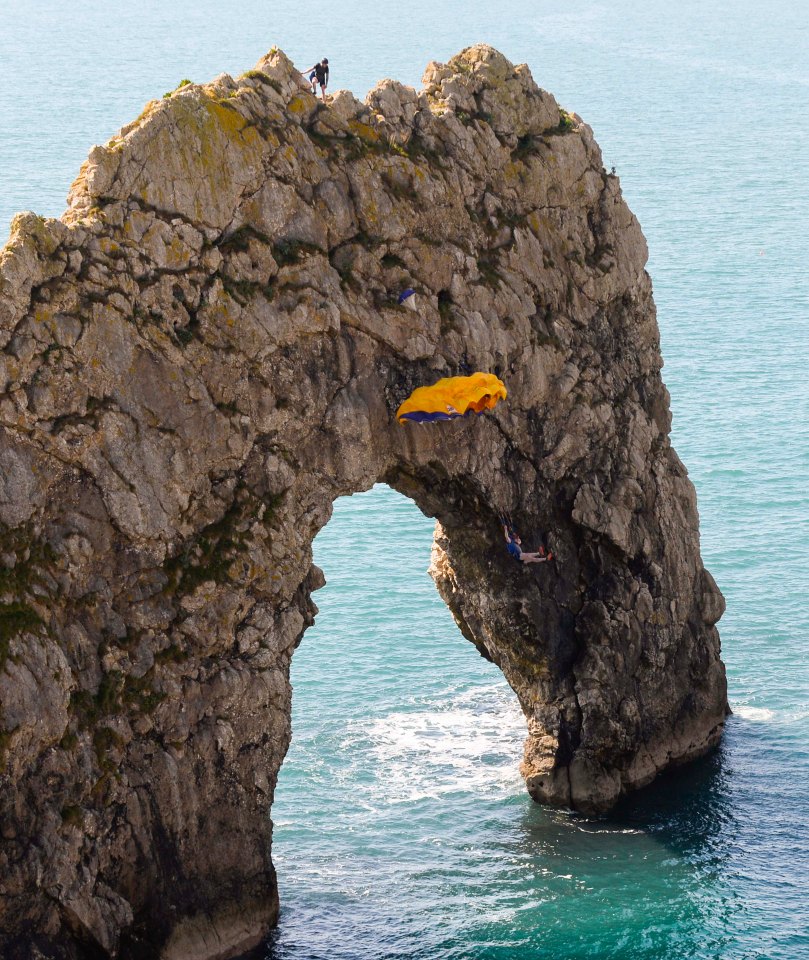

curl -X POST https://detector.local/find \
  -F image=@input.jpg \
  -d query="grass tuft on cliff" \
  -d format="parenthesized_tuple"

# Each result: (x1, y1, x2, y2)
(163, 78, 192, 99)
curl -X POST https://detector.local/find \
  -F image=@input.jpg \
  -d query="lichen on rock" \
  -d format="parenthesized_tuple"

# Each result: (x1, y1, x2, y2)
(0, 44, 727, 959)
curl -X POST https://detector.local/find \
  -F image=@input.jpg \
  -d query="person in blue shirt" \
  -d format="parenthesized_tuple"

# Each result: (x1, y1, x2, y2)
(503, 523, 552, 565)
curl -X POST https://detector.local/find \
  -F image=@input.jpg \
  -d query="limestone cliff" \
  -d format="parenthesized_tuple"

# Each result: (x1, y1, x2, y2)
(0, 45, 727, 959)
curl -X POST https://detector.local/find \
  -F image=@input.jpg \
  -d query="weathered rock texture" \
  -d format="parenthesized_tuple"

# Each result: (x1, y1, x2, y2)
(0, 45, 727, 958)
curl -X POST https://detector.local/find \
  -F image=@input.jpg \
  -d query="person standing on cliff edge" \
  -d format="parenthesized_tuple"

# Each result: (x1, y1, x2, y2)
(302, 59, 329, 100)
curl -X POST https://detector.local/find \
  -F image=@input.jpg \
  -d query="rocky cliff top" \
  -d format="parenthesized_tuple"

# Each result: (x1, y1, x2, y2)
(0, 45, 726, 960)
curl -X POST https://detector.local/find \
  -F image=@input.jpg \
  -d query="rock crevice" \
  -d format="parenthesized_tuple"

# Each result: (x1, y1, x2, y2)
(0, 45, 726, 959)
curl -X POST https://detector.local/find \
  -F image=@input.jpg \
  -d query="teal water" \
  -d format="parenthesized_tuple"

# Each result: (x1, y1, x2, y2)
(2, 1, 808, 957)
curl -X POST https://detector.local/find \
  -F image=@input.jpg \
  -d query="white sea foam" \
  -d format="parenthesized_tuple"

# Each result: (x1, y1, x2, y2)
(733, 705, 775, 722)
(348, 682, 526, 803)
(732, 704, 809, 727)
(571, 824, 646, 835)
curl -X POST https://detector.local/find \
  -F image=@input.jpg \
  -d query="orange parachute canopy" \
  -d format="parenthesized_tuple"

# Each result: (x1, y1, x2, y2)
(396, 373, 507, 424)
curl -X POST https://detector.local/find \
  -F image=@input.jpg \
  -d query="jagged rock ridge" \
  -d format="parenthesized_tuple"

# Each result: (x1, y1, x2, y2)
(0, 45, 727, 959)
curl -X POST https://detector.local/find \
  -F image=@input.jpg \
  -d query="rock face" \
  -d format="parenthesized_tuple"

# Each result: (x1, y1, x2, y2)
(0, 45, 727, 959)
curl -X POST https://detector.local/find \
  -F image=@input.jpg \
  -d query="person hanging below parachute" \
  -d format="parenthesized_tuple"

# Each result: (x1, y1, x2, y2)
(499, 513, 553, 566)
(396, 373, 507, 424)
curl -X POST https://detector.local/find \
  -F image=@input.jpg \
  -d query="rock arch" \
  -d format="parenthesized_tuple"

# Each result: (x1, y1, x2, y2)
(0, 45, 726, 959)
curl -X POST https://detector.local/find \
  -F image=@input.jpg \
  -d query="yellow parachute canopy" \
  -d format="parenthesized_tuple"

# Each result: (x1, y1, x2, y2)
(396, 373, 507, 424)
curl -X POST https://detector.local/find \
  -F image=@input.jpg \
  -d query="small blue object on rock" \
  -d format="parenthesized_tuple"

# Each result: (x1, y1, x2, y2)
(398, 288, 418, 311)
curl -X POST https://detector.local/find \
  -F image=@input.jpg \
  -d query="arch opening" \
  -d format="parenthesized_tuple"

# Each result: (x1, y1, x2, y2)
(269, 484, 526, 956)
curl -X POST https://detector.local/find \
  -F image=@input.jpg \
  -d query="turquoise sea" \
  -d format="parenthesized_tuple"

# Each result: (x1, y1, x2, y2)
(2, 1, 808, 957)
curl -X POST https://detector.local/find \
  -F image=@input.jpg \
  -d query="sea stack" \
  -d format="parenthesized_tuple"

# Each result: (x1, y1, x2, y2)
(0, 45, 727, 959)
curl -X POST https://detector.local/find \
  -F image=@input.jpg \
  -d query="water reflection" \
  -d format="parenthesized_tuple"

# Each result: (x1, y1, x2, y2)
(450, 746, 729, 959)
(611, 744, 736, 851)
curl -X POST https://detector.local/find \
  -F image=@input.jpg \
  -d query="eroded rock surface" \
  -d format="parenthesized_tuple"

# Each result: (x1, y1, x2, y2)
(0, 45, 727, 959)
